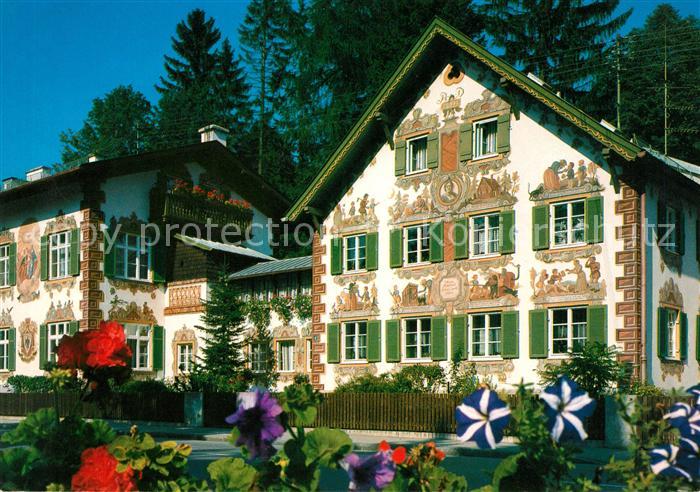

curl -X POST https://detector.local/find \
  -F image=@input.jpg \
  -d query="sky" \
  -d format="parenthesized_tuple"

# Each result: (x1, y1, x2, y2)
(0, 0, 698, 182)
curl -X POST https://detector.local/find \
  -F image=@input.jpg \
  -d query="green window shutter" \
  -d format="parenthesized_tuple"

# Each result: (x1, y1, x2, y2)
(367, 320, 381, 362)
(429, 221, 444, 263)
(327, 323, 340, 363)
(657, 200, 667, 244)
(451, 315, 467, 361)
(152, 243, 167, 283)
(677, 210, 685, 256)
(39, 324, 48, 369)
(501, 311, 519, 359)
(69, 228, 80, 276)
(680, 312, 688, 360)
(459, 123, 473, 162)
(529, 309, 548, 358)
(394, 140, 407, 176)
(586, 305, 607, 345)
(68, 321, 79, 335)
(454, 218, 469, 260)
(389, 229, 403, 268)
(431, 316, 447, 361)
(696, 315, 700, 362)
(427, 132, 439, 169)
(40, 235, 49, 281)
(496, 112, 511, 154)
(499, 210, 515, 254)
(657, 307, 668, 359)
(104, 235, 116, 278)
(152, 325, 164, 370)
(366, 232, 378, 271)
(8, 243, 16, 286)
(585, 196, 604, 244)
(8, 328, 16, 371)
(330, 237, 343, 275)
(532, 205, 550, 251)
(386, 320, 400, 362)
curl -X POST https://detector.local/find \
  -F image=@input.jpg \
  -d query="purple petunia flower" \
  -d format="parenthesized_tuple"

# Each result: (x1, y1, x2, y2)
(649, 444, 693, 480)
(456, 388, 511, 449)
(540, 376, 596, 442)
(664, 402, 700, 437)
(687, 385, 700, 406)
(341, 451, 396, 491)
(225, 389, 284, 459)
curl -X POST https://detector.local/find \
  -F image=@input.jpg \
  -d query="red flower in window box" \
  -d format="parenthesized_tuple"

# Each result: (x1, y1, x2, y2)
(71, 445, 136, 492)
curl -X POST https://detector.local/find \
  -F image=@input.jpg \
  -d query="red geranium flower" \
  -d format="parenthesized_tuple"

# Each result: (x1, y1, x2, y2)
(71, 445, 136, 492)
(57, 331, 88, 371)
(84, 321, 132, 368)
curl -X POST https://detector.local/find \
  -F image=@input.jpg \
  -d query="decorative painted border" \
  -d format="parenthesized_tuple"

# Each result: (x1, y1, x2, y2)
(80, 208, 105, 330)
(614, 183, 643, 378)
(310, 233, 327, 390)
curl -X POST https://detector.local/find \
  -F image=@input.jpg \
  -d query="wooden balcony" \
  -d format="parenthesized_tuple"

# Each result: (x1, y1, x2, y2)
(156, 191, 254, 231)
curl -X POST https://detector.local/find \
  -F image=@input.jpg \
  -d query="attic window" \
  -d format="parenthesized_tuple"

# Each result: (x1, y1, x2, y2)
(473, 118, 498, 159)
(406, 136, 428, 174)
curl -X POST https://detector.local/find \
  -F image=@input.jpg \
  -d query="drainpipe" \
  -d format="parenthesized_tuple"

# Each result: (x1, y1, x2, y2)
(639, 190, 647, 383)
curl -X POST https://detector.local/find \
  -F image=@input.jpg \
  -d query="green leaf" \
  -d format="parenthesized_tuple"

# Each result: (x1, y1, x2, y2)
(301, 428, 352, 468)
(88, 419, 117, 445)
(207, 457, 257, 492)
(1, 408, 57, 446)
(492, 452, 523, 487)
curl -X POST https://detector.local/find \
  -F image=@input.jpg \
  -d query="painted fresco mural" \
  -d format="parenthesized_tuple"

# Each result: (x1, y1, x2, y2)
(16, 223, 40, 303)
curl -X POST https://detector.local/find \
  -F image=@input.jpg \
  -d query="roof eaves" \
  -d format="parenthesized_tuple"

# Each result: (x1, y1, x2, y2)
(286, 17, 644, 221)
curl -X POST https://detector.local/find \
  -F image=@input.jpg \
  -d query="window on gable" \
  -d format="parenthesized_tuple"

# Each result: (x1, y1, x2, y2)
(0, 245, 9, 288)
(344, 234, 367, 272)
(115, 234, 150, 281)
(552, 200, 585, 247)
(49, 231, 71, 280)
(471, 214, 500, 257)
(405, 224, 430, 265)
(406, 136, 428, 174)
(473, 118, 498, 159)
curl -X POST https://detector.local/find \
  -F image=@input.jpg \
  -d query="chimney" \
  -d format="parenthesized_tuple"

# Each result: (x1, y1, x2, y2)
(26, 166, 52, 182)
(87, 153, 101, 163)
(2, 177, 25, 191)
(198, 124, 229, 147)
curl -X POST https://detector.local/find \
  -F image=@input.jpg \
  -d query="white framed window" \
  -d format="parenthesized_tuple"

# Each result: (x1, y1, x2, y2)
(0, 328, 9, 371)
(660, 205, 680, 254)
(665, 308, 681, 360)
(473, 118, 498, 159)
(552, 200, 585, 247)
(277, 340, 295, 372)
(0, 245, 9, 287)
(406, 136, 428, 174)
(49, 231, 71, 280)
(343, 321, 368, 361)
(344, 235, 367, 272)
(470, 312, 502, 358)
(115, 234, 150, 281)
(405, 224, 430, 265)
(48, 321, 69, 363)
(404, 317, 431, 361)
(177, 343, 194, 373)
(251, 342, 269, 373)
(550, 307, 587, 355)
(125, 323, 151, 370)
(471, 214, 500, 257)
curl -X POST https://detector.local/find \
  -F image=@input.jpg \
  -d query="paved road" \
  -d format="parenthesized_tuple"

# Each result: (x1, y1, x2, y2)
(184, 440, 614, 491)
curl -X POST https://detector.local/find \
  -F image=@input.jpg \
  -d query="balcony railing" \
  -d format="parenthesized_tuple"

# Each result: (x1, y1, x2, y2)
(158, 191, 254, 230)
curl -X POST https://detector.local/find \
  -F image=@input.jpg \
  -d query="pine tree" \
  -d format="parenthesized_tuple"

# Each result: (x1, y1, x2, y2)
(194, 271, 248, 389)
(59, 85, 154, 164)
(157, 8, 221, 93)
(585, 5, 700, 162)
(239, 0, 293, 176)
(481, 0, 631, 103)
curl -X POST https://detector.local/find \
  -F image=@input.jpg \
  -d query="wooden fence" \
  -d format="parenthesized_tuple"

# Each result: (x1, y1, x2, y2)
(0, 392, 185, 423)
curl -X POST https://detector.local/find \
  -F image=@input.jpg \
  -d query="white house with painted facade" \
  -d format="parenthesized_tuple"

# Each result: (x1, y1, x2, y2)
(285, 19, 700, 392)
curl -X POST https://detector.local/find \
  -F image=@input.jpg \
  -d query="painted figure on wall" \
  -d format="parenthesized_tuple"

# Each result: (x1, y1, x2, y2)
(531, 159, 600, 198)
(467, 266, 520, 301)
(389, 188, 433, 223)
(332, 282, 378, 315)
(331, 195, 378, 233)
(17, 223, 40, 302)
(530, 258, 606, 300)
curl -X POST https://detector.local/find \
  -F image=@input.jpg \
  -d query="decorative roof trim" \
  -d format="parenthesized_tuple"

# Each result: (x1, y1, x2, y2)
(287, 18, 642, 221)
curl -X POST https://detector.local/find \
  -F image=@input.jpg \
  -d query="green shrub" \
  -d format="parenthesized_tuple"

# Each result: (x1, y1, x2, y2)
(335, 365, 447, 393)
(627, 380, 665, 397)
(7, 375, 81, 393)
(116, 378, 172, 393)
(447, 359, 480, 395)
(537, 342, 629, 399)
